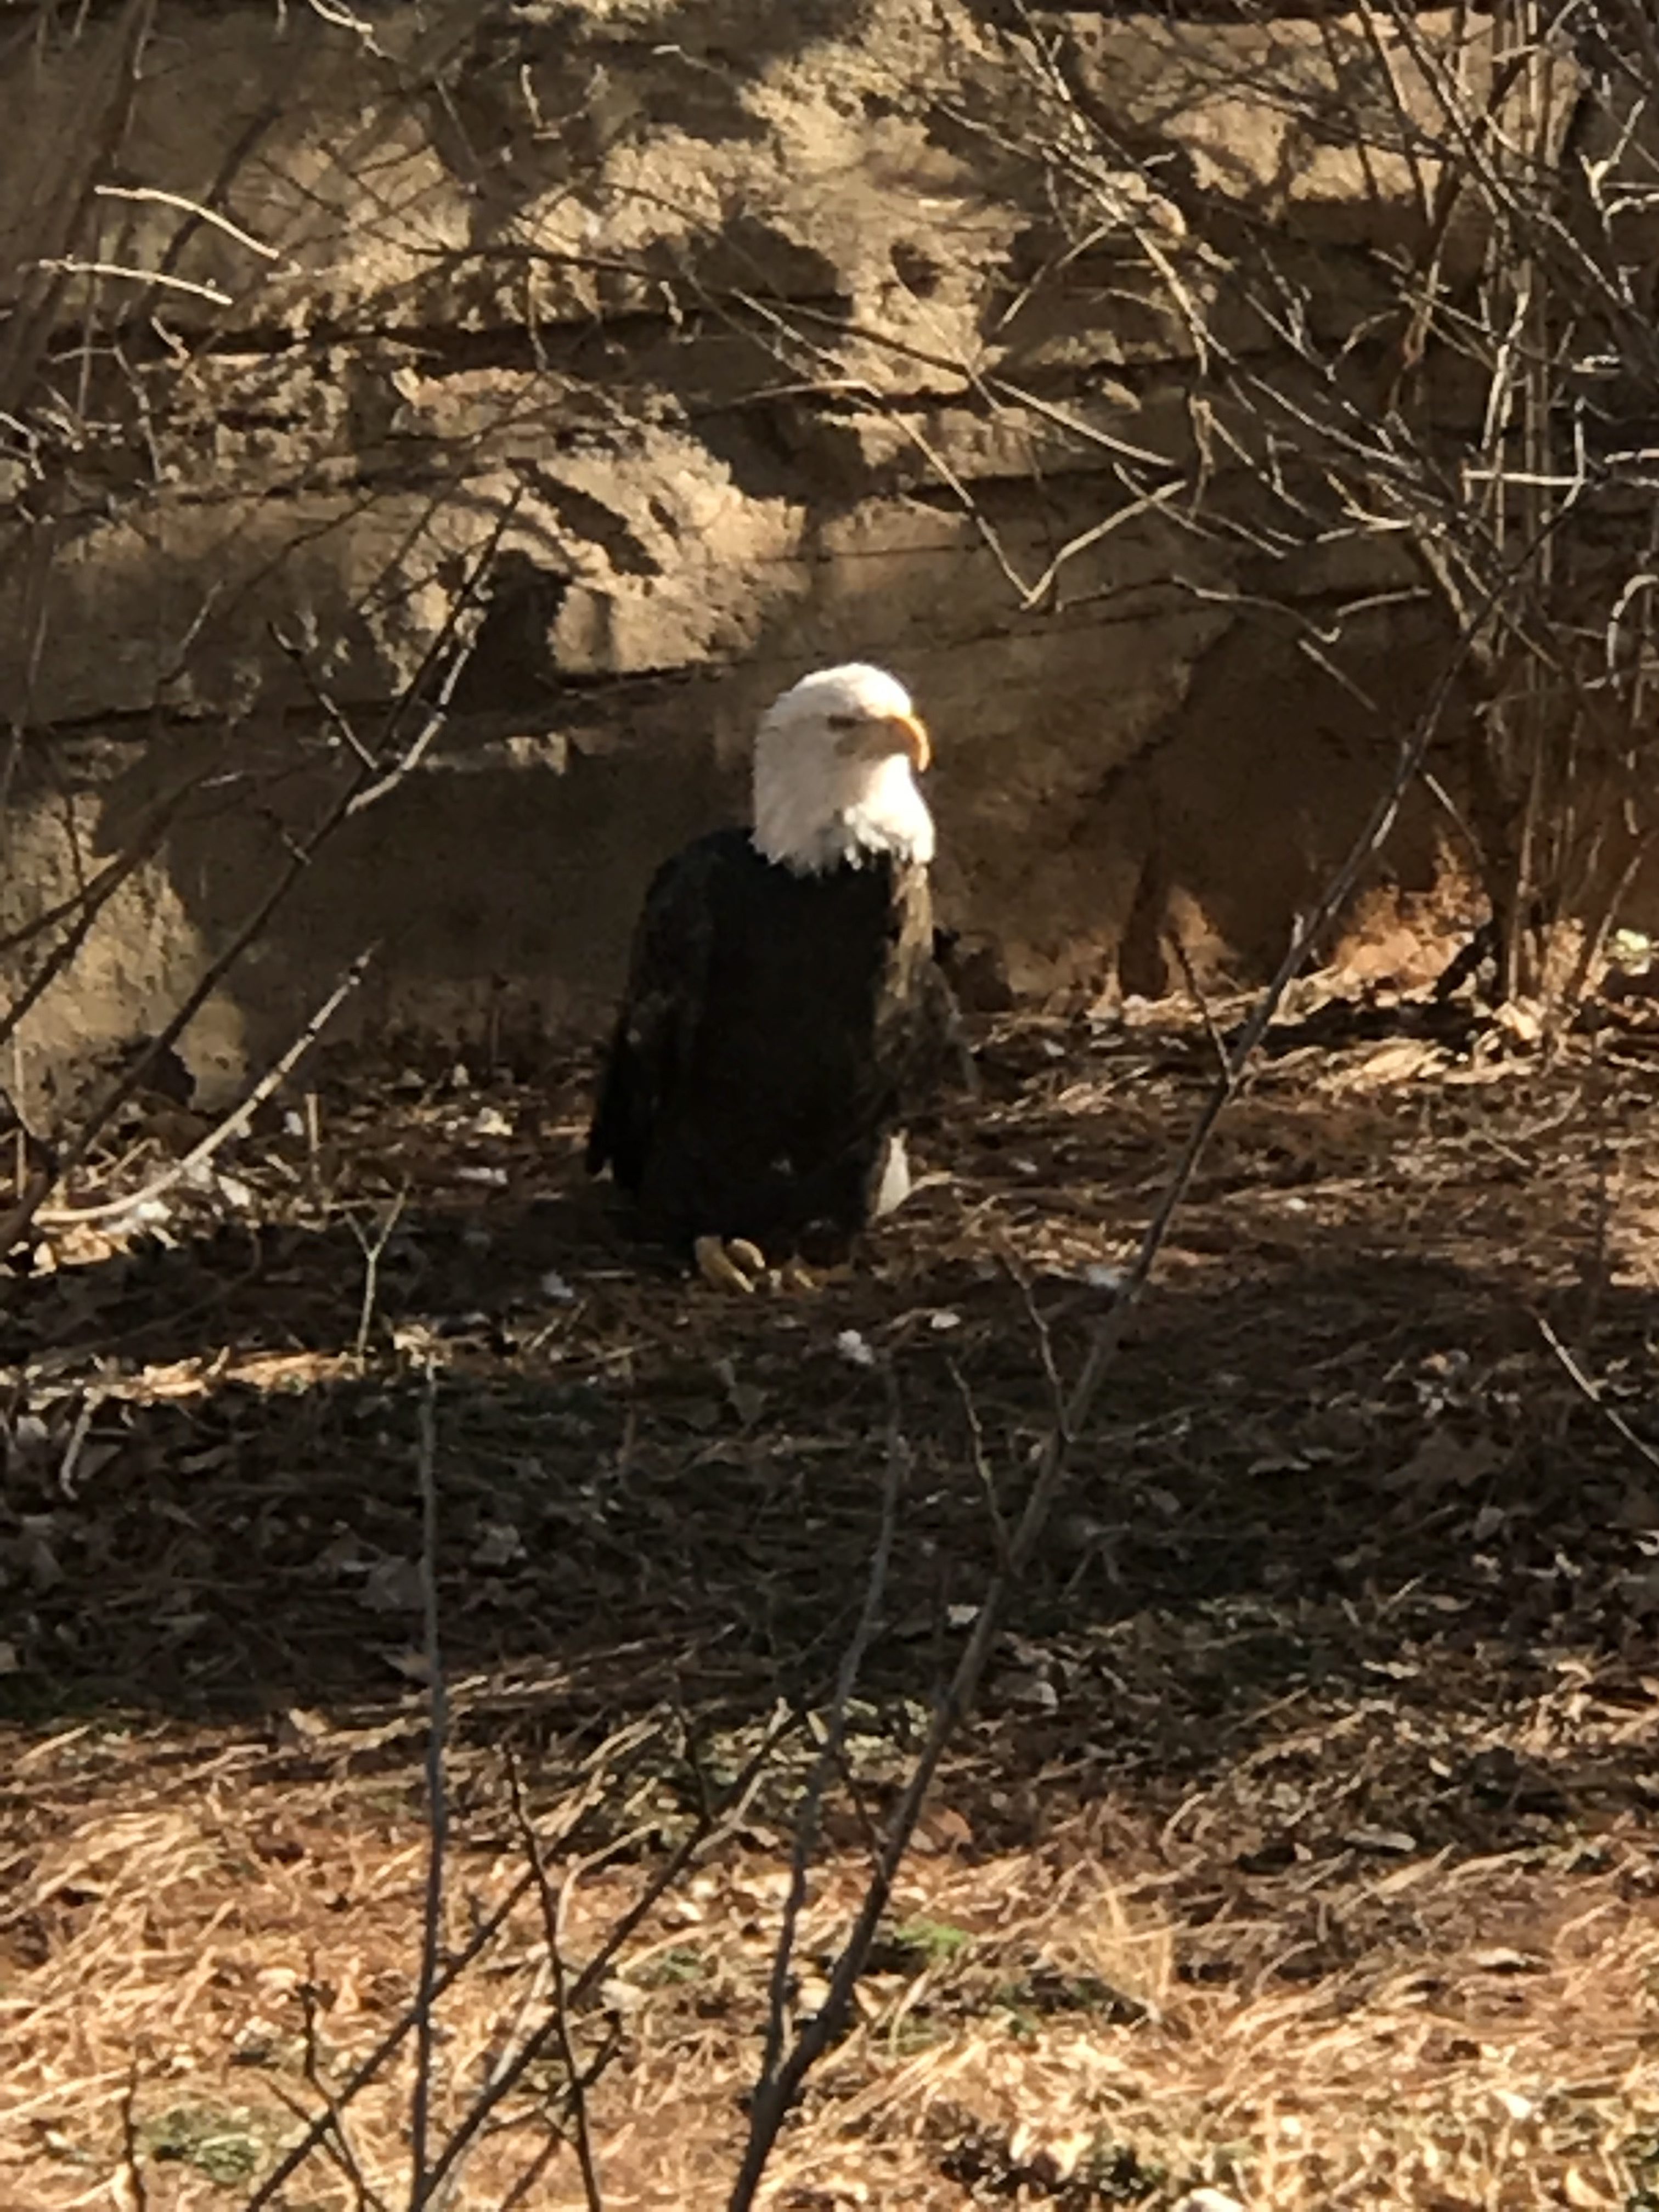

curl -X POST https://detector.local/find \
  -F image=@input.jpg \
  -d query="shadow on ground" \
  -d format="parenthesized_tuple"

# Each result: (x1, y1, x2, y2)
(3, 1002, 1656, 1866)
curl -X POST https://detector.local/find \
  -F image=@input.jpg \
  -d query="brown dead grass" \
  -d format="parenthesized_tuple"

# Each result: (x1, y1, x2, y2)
(5, 982, 1659, 2208)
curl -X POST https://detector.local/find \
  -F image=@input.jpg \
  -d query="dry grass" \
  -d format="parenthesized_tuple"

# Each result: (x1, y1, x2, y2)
(5, 981, 1659, 2208)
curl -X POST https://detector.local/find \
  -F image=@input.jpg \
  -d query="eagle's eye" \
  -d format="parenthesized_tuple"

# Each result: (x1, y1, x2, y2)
(826, 713, 858, 732)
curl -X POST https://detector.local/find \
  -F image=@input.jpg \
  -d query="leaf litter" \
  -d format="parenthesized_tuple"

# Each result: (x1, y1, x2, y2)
(3, 985, 1659, 2204)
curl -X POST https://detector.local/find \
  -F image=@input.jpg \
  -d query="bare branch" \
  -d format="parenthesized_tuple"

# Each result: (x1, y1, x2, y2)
(415, 1706, 802, 2204)
(117, 2063, 149, 2212)
(24, 256, 234, 305)
(505, 1758, 606, 2212)
(0, 764, 212, 1063)
(36, 947, 375, 1229)
(751, 1378, 909, 2123)
(408, 1366, 447, 2212)
(91, 183, 282, 259)
(349, 1184, 411, 1367)
(0, 492, 517, 1260)
(243, 1719, 691, 2212)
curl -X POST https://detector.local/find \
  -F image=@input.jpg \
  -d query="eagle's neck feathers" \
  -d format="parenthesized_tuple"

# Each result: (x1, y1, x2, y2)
(751, 753, 935, 874)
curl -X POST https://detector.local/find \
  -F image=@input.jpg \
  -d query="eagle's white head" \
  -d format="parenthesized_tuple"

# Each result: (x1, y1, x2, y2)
(752, 662, 935, 874)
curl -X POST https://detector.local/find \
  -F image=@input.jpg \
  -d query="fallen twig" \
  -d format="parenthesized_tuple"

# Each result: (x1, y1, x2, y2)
(118, 2061, 149, 2212)
(352, 1183, 412, 1364)
(1537, 1313, 1659, 1480)
(35, 947, 375, 1229)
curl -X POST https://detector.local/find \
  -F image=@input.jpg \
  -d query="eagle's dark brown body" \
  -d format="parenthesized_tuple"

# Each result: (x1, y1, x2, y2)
(585, 827, 955, 1260)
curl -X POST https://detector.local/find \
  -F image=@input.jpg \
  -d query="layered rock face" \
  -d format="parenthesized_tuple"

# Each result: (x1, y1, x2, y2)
(0, 2, 1504, 1092)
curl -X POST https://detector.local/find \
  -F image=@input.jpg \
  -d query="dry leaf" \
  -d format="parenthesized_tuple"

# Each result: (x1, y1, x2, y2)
(727, 1382, 766, 1426)
(1470, 1946, 1545, 1974)
(471, 1521, 524, 1568)
(361, 1556, 425, 1613)
(1342, 1037, 1446, 1088)
(279, 1706, 330, 1745)
(1563, 2164, 1613, 2207)
(1384, 1430, 1504, 1495)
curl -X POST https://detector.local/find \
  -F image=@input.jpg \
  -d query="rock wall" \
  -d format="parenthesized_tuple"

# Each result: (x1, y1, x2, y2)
(0, 1, 1487, 1098)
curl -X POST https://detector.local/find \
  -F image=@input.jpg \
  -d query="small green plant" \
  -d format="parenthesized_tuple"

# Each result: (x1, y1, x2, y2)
(891, 1917, 972, 1968)
(1621, 2124, 1659, 2208)
(144, 2103, 264, 2186)
(637, 1944, 706, 1987)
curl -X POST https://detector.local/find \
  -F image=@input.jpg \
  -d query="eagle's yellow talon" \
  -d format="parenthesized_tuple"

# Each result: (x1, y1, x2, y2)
(777, 1258, 826, 1293)
(694, 1234, 763, 1293)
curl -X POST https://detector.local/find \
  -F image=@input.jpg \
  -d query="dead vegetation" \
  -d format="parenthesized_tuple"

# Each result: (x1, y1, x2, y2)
(5, 977, 1659, 2209)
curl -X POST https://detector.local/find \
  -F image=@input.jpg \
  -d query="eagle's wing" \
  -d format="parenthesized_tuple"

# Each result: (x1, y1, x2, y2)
(585, 838, 723, 1192)
(881, 874, 977, 1112)
(918, 950, 979, 1101)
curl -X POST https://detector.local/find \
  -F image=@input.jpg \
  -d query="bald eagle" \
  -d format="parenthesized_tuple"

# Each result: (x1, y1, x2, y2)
(585, 663, 959, 1290)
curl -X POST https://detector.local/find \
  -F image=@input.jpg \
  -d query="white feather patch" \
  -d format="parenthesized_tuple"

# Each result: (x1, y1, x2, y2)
(871, 1131, 912, 1217)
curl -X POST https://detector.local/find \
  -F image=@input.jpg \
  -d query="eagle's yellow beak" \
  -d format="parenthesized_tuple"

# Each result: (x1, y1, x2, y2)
(841, 707, 930, 772)
(888, 710, 930, 774)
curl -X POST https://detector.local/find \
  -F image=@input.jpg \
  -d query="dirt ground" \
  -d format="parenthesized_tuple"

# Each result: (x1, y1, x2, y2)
(4, 979, 1659, 2210)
